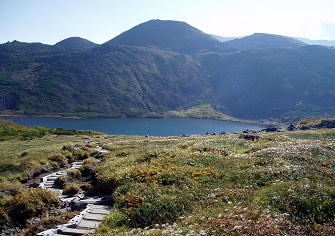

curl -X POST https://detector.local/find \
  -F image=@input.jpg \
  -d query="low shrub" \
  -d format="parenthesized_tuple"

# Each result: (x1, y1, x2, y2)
(63, 183, 80, 195)
(67, 169, 82, 179)
(54, 175, 69, 189)
(49, 154, 68, 167)
(6, 188, 59, 224)
(0, 180, 23, 196)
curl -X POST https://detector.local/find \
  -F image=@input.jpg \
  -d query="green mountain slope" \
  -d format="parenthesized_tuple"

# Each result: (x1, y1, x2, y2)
(1, 20, 335, 121)
(109, 19, 224, 54)
(202, 45, 335, 120)
(0, 43, 209, 116)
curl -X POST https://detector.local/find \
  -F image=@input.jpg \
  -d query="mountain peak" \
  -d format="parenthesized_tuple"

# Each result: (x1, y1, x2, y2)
(223, 33, 307, 50)
(108, 19, 222, 53)
(54, 37, 98, 50)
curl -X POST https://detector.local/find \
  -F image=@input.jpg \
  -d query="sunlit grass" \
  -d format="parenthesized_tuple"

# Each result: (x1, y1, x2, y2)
(95, 130, 335, 235)
(1, 123, 335, 235)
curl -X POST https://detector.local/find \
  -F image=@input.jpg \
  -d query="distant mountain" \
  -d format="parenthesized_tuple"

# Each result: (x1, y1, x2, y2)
(108, 19, 224, 54)
(202, 45, 335, 120)
(54, 37, 98, 50)
(295, 37, 335, 47)
(1, 20, 335, 122)
(223, 33, 307, 50)
(0, 42, 209, 116)
(209, 34, 241, 42)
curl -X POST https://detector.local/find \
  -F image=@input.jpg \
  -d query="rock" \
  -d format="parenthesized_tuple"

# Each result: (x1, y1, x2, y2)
(300, 126, 310, 130)
(70, 202, 88, 211)
(240, 134, 259, 141)
(315, 120, 335, 129)
(286, 124, 297, 131)
(99, 195, 115, 206)
(20, 151, 28, 157)
(82, 166, 95, 177)
(30, 182, 40, 188)
(243, 129, 257, 134)
(262, 127, 278, 132)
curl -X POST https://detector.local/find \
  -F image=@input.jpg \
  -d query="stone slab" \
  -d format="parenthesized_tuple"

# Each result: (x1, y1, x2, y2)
(88, 208, 110, 214)
(77, 219, 102, 229)
(83, 213, 106, 221)
(47, 176, 59, 180)
(58, 227, 93, 235)
(78, 199, 101, 204)
(91, 205, 111, 210)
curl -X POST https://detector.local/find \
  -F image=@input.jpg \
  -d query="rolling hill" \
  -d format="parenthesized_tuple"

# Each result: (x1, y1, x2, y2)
(1, 20, 335, 122)
(54, 37, 98, 50)
(222, 33, 307, 50)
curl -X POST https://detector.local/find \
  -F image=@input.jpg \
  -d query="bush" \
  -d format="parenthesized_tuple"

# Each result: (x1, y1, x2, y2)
(102, 210, 129, 227)
(63, 183, 80, 195)
(54, 175, 69, 189)
(67, 169, 82, 179)
(0, 180, 23, 196)
(49, 154, 68, 167)
(73, 149, 89, 160)
(6, 188, 59, 223)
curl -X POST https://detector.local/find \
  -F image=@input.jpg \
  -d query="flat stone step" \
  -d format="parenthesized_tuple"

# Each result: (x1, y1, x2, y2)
(78, 199, 101, 204)
(77, 219, 102, 229)
(88, 206, 111, 215)
(83, 213, 106, 221)
(90, 205, 111, 210)
(47, 176, 60, 180)
(44, 184, 56, 188)
(57, 227, 93, 235)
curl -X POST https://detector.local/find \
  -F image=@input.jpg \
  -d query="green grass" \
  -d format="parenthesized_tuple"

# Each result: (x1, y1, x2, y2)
(1, 120, 335, 235)
(164, 104, 234, 120)
(94, 130, 335, 235)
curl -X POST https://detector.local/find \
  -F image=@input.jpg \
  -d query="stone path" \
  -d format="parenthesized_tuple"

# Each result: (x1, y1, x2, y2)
(37, 204, 112, 235)
(36, 160, 112, 235)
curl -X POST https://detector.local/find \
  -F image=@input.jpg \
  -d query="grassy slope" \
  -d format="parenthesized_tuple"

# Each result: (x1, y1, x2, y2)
(1, 123, 335, 235)
(93, 129, 335, 235)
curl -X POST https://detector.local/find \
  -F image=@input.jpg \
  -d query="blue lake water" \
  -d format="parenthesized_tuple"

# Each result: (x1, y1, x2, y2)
(4, 117, 265, 136)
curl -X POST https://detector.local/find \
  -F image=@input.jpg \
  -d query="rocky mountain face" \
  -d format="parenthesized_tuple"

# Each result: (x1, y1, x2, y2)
(1, 20, 335, 121)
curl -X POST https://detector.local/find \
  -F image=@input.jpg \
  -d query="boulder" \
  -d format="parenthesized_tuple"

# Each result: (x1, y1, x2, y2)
(262, 127, 278, 132)
(286, 124, 297, 131)
(29, 182, 40, 188)
(82, 166, 95, 177)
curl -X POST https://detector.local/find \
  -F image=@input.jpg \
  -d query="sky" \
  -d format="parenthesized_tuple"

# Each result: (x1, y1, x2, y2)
(1, 0, 335, 45)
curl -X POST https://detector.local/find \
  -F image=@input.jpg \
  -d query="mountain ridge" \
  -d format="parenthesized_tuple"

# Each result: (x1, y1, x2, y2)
(1, 20, 335, 122)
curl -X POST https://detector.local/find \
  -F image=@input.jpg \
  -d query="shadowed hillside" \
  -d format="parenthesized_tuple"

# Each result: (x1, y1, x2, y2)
(223, 33, 307, 50)
(202, 45, 335, 120)
(1, 20, 335, 121)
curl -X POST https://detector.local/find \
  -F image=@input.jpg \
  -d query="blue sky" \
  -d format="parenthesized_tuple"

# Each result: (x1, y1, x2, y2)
(1, 0, 335, 45)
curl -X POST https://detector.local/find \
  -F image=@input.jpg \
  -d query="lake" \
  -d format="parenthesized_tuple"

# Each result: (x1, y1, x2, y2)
(4, 117, 265, 136)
